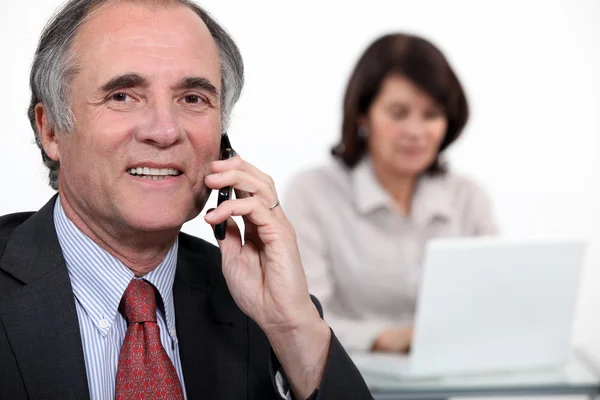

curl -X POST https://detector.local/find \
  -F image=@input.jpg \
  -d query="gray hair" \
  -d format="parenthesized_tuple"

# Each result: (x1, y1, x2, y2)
(27, 0, 244, 190)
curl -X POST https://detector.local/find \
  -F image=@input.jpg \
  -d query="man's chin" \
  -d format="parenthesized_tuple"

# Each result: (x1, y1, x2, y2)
(126, 218, 184, 234)
(118, 208, 188, 234)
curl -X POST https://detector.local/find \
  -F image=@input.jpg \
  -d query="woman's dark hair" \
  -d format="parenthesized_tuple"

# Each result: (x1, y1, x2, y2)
(332, 33, 469, 175)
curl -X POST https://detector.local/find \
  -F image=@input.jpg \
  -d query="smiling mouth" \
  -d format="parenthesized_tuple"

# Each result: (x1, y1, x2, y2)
(127, 167, 182, 181)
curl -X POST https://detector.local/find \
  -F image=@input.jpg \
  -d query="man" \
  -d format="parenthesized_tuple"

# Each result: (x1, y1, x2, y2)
(0, 0, 371, 399)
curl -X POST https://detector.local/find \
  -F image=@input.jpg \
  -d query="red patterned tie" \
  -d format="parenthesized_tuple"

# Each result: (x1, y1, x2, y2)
(115, 279, 185, 400)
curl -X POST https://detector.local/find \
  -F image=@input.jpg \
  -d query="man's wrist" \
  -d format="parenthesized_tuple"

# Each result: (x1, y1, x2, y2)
(266, 315, 330, 355)
(266, 314, 331, 399)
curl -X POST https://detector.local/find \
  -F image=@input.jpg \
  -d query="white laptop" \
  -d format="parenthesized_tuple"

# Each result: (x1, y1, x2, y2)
(352, 237, 586, 379)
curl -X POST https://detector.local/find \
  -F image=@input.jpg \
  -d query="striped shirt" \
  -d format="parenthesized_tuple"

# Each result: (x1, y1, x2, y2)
(54, 196, 292, 399)
(53, 196, 187, 400)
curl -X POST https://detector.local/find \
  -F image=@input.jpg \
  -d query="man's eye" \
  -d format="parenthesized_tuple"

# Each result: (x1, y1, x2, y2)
(184, 95, 204, 104)
(111, 93, 131, 102)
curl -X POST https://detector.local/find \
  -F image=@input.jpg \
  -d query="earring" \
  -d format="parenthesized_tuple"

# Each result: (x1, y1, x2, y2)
(358, 125, 369, 139)
(332, 142, 346, 156)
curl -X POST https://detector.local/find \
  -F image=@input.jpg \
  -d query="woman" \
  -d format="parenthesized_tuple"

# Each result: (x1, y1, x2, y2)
(284, 33, 498, 353)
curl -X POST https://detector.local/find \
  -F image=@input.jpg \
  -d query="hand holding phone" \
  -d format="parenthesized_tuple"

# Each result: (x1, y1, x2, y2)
(214, 133, 236, 240)
(202, 137, 333, 386)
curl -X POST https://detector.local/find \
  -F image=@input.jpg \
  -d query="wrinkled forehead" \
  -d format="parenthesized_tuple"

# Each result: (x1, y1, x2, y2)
(70, 1, 221, 89)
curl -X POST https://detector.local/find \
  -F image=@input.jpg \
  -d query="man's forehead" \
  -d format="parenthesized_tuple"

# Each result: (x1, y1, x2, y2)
(79, 0, 211, 33)
(71, 1, 220, 77)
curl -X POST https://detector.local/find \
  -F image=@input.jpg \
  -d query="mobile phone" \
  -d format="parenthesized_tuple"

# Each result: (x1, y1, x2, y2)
(214, 133, 236, 240)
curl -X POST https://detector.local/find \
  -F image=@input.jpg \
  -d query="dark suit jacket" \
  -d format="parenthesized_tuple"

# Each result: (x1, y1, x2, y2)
(0, 197, 372, 399)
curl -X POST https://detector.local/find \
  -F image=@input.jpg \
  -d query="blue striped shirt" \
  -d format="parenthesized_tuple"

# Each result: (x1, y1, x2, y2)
(53, 197, 187, 400)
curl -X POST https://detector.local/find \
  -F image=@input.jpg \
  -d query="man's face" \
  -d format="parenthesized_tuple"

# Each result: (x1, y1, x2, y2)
(50, 2, 222, 233)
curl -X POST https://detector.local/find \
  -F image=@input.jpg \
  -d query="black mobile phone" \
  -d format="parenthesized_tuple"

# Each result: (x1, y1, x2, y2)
(214, 133, 236, 240)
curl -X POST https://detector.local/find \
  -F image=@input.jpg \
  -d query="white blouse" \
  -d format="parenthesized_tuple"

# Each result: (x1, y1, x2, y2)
(284, 158, 498, 351)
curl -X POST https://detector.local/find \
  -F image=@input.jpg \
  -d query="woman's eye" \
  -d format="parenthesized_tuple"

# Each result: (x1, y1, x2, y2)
(390, 109, 408, 119)
(425, 109, 444, 119)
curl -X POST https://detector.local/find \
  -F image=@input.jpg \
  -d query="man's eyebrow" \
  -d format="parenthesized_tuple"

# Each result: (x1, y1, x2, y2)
(175, 77, 219, 99)
(98, 73, 149, 93)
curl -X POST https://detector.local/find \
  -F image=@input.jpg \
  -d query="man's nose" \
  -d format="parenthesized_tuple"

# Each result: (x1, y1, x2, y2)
(136, 100, 184, 148)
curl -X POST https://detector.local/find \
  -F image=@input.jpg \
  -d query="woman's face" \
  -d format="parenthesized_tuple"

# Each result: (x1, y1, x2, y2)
(363, 75, 448, 178)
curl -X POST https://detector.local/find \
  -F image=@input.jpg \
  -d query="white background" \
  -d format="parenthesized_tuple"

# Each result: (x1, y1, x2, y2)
(1, 0, 599, 362)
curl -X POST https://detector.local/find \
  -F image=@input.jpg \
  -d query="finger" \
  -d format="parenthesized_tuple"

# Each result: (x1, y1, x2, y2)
(209, 215, 243, 266)
(211, 154, 265, 178)
(210, 156, 277, 200)
(205, 169, 273, 203)
(204, 196, 284, 237)
(206, 167, 285, 221)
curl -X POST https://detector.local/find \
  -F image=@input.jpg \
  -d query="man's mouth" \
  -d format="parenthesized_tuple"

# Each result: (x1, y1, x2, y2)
(127, 167, 182, 181)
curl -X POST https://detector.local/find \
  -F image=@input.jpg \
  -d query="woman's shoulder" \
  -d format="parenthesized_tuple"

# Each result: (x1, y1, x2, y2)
(283, 160, 354, 210)
(441, 171, 486, 191)
(432, 171, 493, 207)
(433, 172, 498, 234)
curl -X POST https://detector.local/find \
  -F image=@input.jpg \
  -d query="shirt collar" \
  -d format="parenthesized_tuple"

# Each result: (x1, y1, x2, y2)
(53, 195, 179, 339)
(351, 157, 453, 225)
(351, 157, 392, 214)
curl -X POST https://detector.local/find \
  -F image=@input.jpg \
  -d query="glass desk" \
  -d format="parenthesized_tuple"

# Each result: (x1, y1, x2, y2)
(351, 348, 600, 400)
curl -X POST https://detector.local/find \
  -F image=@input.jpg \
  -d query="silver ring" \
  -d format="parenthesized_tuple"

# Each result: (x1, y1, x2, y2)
(268, 199, 280, 210)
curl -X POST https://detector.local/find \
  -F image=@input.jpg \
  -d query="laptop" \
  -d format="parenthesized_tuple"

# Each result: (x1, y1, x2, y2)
(351, 237, 586, 379)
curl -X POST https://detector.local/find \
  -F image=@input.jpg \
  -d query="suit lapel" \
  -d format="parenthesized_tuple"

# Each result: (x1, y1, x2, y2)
(174, 238, 249, 399)
(0, 196, 89, 399)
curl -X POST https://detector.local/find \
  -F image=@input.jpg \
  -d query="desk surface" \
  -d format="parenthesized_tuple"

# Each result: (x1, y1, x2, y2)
(351, 349, 600, 399)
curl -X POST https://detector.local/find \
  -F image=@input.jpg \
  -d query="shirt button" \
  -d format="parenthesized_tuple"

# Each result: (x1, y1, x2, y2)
(169, 327, 177, 338)
(99, 319, 110, 329)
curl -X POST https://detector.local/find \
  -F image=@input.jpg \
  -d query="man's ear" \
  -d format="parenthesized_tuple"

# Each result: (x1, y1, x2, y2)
(35, 103, 60, 162)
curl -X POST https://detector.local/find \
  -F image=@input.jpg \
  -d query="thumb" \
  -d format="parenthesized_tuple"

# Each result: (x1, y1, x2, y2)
(211, 216, 242, 265)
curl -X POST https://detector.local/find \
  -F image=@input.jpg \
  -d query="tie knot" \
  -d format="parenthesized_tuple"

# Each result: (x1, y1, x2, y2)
(120, 279, 157, 324)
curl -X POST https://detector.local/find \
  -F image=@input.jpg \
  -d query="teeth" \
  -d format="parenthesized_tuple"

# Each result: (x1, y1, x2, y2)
(128, 167, 181, 177)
